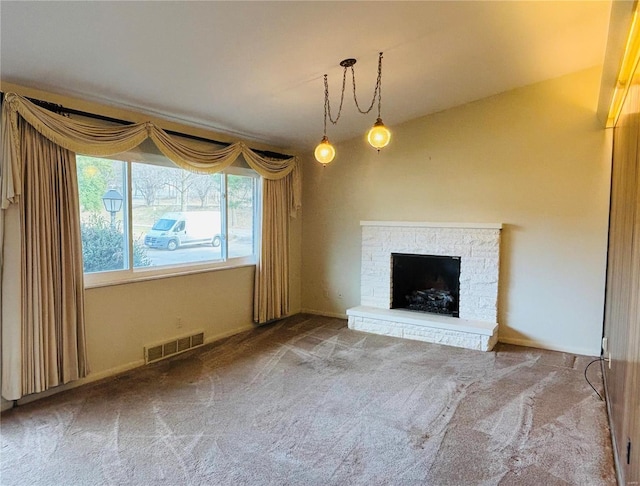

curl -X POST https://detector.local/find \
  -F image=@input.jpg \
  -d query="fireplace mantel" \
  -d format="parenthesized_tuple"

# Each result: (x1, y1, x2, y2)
(347, 221, 501, 351)
(360, 221, 503, 229)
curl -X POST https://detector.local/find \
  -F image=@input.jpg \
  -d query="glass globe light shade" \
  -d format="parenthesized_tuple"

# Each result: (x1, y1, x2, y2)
(367, 118, 391, 150)
(314, 136, 336, 164)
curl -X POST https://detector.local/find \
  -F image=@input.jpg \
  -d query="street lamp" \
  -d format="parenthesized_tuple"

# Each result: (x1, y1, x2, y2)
(102, 189, 123, 229)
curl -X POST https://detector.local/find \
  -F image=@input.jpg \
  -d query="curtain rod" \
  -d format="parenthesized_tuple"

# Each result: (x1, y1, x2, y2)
(0, 91, 293, 160)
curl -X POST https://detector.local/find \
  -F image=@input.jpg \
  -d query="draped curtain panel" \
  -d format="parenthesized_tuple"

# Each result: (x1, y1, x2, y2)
(2, 120, 88, 400)
(0, 93, 300, 400)
(254, 177, 291, 324)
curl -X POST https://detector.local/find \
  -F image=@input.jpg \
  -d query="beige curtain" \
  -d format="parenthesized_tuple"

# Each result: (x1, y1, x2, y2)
(254, 177, 291, 324)
(1, 93, 299, 398)
(2, 119, 88, 399)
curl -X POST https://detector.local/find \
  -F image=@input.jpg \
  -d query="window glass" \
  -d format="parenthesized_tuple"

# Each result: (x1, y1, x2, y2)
(76, 154, 259, 284)
(76, 156, 129, 273)
(131, 163, 223, 268)
(227, 174, 256, 258)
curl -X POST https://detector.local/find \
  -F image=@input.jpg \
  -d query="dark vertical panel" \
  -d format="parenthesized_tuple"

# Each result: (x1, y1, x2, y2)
(603, 81, 640, 485)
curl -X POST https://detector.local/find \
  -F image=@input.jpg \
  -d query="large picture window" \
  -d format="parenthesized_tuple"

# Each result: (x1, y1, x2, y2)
(76, 154, 259, 286)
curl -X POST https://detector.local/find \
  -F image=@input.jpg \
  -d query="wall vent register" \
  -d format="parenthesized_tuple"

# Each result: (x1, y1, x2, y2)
(144, 331, 205, 364)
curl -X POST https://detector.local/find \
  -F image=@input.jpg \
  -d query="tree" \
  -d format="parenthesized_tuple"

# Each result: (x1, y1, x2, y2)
(228, 175, 253, 208)
(164, 169, 196, 211)
(76, 156, 115, 212)
(227, 175, 254, 226)
(191, 173, 221, 208)
(132, 163, 168, 206)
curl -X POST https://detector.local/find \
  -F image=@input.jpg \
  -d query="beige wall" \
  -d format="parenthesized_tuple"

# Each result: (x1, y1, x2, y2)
(301, 67, 612, 356)
(85, 268, 254, 373)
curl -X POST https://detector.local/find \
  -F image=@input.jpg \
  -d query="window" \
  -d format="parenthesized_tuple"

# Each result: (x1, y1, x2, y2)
(76, 154, 259, 286)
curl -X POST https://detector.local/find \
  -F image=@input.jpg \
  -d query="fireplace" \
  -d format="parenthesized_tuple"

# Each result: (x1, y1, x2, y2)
(391, 253, 461, 317)
(347, 221, 502, 351)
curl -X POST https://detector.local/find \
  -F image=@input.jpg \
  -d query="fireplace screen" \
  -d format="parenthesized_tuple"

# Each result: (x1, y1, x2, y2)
(391, 253, 461, 317)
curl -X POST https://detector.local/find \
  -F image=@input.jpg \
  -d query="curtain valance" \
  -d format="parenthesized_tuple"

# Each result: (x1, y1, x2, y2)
(1, 93, 300, 213)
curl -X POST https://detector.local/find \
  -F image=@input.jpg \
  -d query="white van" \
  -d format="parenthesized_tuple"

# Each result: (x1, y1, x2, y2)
(144, 211, 222, 251)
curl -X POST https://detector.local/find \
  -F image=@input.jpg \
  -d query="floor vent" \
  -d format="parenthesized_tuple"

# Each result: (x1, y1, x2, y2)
(144, 331, 205, 364)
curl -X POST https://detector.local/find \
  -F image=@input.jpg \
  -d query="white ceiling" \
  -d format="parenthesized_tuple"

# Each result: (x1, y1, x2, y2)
(0, 1, 612, 153)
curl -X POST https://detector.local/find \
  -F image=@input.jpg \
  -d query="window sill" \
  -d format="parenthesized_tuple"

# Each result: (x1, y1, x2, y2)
(84, 258, 256, 289)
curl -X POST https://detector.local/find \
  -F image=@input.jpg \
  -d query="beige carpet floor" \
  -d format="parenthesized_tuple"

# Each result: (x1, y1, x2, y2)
(1, 314, 616, 485)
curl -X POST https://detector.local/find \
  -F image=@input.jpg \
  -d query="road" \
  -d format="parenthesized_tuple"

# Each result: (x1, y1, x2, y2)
(143, 241, 254, 267)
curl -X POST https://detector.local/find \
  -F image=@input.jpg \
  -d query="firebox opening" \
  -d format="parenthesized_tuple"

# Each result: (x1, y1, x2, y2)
(391, 253, 461, 317)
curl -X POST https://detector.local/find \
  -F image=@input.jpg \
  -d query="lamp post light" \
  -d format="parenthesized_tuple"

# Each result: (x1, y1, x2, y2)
(102, 189, 123, 229)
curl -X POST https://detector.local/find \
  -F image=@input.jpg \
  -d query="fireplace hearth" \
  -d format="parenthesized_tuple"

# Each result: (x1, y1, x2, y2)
(347, 221, 502, 351)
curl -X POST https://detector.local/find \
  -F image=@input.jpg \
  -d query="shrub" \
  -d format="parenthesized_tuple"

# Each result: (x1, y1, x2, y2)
(80, 215, 151, 273)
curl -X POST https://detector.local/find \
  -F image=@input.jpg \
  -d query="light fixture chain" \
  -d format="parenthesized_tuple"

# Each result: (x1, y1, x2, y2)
(377, 52, 383, 118)
(323, 75, 328, 136)
(351, 52, 383, 115)
(315, 51, 388, 164)
(325, 67, 348, 125)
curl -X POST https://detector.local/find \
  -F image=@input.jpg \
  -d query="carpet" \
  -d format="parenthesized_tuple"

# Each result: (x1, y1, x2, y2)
(0, 314, 616, 485)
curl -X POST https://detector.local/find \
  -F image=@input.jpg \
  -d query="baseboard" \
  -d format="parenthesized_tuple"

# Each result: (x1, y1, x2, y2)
(1, 323, 257, 413)
(1, 359, 146, 412)
(301, 308, 348, 320)
(602, 360, 625, 486)
(1, 398, 15, 412)
(301, 316, 599, 356)
(498, 336, 599, 357)
(203, 324, 255, 345)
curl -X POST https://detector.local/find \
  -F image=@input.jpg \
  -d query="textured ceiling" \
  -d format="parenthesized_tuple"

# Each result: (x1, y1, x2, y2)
(0, 1, 612, 152)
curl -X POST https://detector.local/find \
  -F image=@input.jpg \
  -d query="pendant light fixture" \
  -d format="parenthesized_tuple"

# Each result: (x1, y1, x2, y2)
(314, 52, 390, 164)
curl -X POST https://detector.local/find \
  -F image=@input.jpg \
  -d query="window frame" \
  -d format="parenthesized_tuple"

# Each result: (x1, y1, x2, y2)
(81, 160, 260, 289)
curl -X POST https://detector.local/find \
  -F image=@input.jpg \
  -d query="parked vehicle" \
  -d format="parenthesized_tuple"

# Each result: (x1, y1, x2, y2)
(144, 211, 222, 251)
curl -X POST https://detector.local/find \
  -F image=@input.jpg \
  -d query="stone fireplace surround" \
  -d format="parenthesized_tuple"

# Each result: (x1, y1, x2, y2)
(346, 221, 501, 351)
